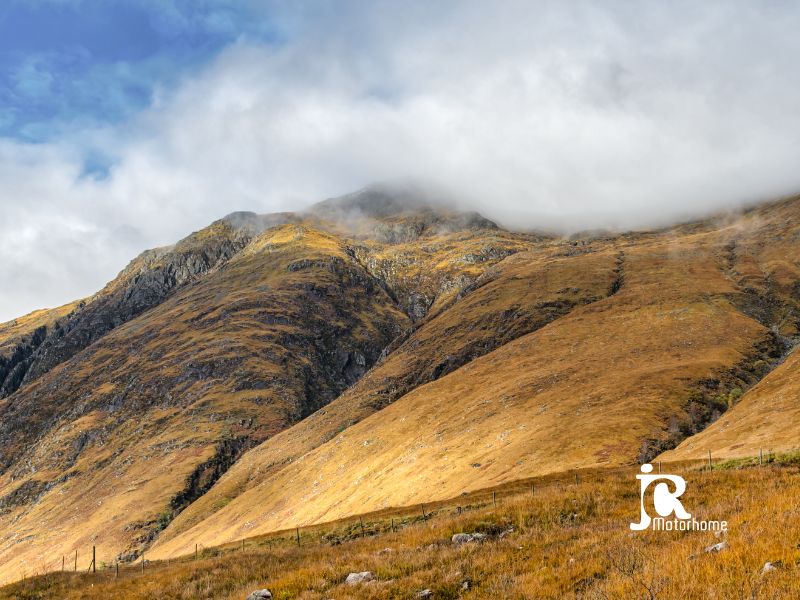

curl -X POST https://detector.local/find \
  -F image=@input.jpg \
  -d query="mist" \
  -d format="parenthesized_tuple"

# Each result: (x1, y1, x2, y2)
(2, 1, 800, 321)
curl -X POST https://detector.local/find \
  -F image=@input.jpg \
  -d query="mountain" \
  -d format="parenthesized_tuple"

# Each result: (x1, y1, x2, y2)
(658, 197, 800, 461)
(1, 187, 799, 584)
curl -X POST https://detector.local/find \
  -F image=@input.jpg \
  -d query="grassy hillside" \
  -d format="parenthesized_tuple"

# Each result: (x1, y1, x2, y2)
(151, 193, 800, 559)
(4, 460, 800, 599)
(0, 199, 528, 585)
(660, 338, 800, 461)
(658, 197, 800, 462)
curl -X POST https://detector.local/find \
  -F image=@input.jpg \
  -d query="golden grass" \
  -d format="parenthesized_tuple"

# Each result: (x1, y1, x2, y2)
(4, 461, 800, 599)
(660, 343, 800, 461)
(0, 222, 530, 585)
(152, 229, 769, 557)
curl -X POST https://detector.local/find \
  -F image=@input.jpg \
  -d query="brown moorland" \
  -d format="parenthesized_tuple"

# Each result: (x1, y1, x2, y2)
(0, 190, 533, 584)
(3, 458, 800, 599)
(2, 188, 800, 588)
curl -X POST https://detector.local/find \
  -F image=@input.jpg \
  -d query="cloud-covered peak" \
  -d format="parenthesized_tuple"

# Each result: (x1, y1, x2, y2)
(2, 1, 800, 321)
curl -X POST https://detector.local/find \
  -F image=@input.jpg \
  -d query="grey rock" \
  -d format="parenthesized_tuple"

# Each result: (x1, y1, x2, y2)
(761, 561, 779, 575)
(452, 532, 488, 545)
(704, 541, 728, 553)
(345, 571, 375, 585)
(416, 589, 433, 598)
(246, 590, 272, 600)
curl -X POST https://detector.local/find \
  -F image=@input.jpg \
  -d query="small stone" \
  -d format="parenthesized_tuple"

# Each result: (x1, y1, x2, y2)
(245, 591, 272, 600)
(452, 532, 488, 545)
(461, 579, 472, 591)
(761, 561, 779, 575)
(704, 541, 728, 553)
(345, 571, 375, 585)
(416, 589, 433, 598)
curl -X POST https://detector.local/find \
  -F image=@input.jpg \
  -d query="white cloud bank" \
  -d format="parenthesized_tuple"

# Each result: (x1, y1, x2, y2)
(3, 0, 800, 321)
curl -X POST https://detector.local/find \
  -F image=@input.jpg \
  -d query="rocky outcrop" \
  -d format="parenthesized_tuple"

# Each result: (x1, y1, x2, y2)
(1, 220, 258, 399)
(0, 325, 47, 397)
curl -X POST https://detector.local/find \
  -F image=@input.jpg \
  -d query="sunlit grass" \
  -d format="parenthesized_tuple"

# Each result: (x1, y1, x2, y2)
(4, 460, 800, 599)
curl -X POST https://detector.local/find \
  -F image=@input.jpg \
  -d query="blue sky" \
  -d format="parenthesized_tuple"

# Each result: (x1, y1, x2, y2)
(2, 1, 800, 322)
(0, 0, 280, 146)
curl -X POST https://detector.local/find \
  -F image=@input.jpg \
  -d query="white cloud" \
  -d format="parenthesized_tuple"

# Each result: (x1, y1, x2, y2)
(3, 1, 800, 321)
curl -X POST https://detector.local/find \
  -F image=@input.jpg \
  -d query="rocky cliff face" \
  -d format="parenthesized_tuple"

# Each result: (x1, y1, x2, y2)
(0, 219, 260, 399)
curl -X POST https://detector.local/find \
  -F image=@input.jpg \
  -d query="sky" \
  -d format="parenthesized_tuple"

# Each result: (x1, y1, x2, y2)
(2, 1, 800, 321)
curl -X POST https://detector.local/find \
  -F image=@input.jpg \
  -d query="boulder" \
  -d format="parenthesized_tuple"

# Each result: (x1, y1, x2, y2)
(246, 591, 272, 600)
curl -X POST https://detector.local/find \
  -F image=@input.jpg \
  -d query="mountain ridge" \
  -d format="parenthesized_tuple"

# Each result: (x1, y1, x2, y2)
(2, 189, 800, 584)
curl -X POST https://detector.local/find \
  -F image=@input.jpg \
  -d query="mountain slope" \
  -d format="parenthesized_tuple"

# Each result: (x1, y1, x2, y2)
(4, 190, 800, 584)
(151, 242, 618, 545)
(659, 347, 800, 461)
(0, 302, 80, 396)
(150, 203, 800, 557)
(0, 193, 528, 584)
(0, 215, 270, 400)
(658, 196, 800, 461)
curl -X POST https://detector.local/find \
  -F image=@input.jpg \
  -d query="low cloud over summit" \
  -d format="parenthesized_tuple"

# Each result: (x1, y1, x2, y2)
(3, 1, 800, 320)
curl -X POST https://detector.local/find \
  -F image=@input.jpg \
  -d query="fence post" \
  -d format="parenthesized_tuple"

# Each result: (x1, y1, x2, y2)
(493, 491, 496, 508)
(116, 562, 119, 578)
(92, 546, 96, 574)
(195, 544, 198, 560)
(391, 518, 395, 533)
(74, 550, 77, 572)
(62, 556, 65, 572)
(422, 504, 426, 519)
(296, 527, 300, 546)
